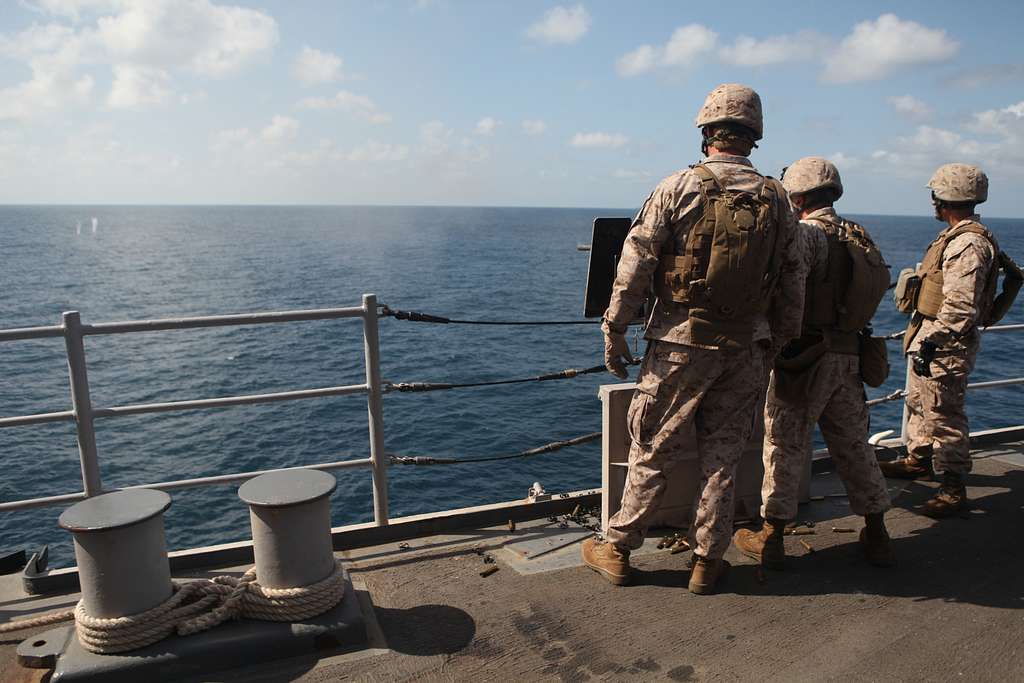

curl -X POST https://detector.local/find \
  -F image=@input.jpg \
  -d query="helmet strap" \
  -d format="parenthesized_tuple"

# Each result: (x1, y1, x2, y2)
(701, 127, 758, 156)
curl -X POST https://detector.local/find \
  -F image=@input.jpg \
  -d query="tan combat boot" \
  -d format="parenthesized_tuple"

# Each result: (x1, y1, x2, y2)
(877, 454, 931, 479)
(581, 537, 630, 585)
(733, 518, 787, 569)
(859, 513, 896, 567)
(922, 472, 967, 518)
(688, 555, 730, 595)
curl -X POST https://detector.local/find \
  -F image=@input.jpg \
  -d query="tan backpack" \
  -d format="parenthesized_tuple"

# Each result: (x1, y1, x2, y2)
(655, 163, 786, 349)
(804, 215, 890, 334)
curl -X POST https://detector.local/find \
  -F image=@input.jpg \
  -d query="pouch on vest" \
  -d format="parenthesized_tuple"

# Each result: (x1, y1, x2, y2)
(893, 267, 920, 315)
(803, 216, 889, 335)
(985, 251, 1024, 326)
(858, 333, 889, 388)
(837, 225, 890, 332)
(772, 335, 828, 404)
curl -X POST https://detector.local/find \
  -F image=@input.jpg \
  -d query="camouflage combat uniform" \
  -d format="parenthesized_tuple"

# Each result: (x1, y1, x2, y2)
(904, 217, 996, 475)
(761, 208, 891, 520)
(602, 155, 804, 560)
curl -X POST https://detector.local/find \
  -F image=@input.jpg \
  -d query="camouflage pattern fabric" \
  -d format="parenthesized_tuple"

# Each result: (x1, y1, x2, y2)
(927, 163, 988, 203)
(906, 334, 978, 475)
(762, 352, 891, 520)
(907, 221, 997, 353)
(905, 217, 996, 475)
(603, 155, 805, 350)
(604, 341, 768, 559)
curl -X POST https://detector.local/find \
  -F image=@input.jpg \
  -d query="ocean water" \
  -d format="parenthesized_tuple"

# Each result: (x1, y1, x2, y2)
(1, 206, 1022, 567)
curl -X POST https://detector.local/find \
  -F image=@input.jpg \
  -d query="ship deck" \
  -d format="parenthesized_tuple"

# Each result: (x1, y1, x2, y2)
(3, 442, 1024, 682)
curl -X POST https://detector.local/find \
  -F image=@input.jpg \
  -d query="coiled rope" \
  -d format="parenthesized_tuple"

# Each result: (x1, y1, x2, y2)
(0, 561, 345, 654)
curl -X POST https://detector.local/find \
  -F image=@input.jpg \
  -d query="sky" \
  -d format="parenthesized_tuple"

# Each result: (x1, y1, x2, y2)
(1, 0, 1023, 215)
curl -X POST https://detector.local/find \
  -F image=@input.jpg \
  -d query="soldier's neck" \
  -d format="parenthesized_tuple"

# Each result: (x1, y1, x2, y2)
(945, 210, 975, 228)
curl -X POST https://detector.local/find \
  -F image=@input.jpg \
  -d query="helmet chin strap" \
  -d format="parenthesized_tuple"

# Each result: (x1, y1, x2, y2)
(701, 128, 758, 156)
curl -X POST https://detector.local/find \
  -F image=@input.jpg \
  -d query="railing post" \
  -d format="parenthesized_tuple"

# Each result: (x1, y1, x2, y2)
(900, 353, 912, 447)
(362, 294, 389, 526)
(63, 311, 102, 496)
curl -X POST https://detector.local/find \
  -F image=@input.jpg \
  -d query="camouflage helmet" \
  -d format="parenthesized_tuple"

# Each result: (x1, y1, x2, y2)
(782, 156, 843, 199)
(695, 83, 763, 140)
(927, 163, 988, 203)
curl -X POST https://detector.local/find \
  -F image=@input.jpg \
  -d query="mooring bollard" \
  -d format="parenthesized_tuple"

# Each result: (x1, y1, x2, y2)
(238, 470, 337, 589)
(58, 489, 174, 619)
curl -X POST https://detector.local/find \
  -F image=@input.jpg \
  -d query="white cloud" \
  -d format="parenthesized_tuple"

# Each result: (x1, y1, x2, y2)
(212, 126, 254, 152)
(616, 24, 716, 77)
(292, 45, 342, 86)
(95, 0, 278, 78)
(475, 117, 499, 136)
(616, 44, 658, 77)
(0, 0, 278, 121)
(887, 94, 932, 120)
(106, 64, 170, 109)
(570, 132, 627, 148)
(612, 168, 654, 181)
(827, 152, 863, 171)
(526, 4, 590, 45)
(297, 90, 391, 124)
(662, 25, 717, 66)
(0, 62, 94, 120)
(347, 141, 409, 162)
(719, 30, 828, 67)
(260, 115, 299, 142)
(822, 14, 958, 83)
(522, 119, 546, 136)
(969, 101, 1024, 138)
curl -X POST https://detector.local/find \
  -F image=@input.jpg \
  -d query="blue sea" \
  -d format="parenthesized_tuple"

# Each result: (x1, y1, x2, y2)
(2, 206, 1023, 567)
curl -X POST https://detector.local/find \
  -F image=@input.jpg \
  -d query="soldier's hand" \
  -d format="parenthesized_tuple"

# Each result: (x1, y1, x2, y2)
(604, 331, 634, 379)
(911, 340, 937, 377)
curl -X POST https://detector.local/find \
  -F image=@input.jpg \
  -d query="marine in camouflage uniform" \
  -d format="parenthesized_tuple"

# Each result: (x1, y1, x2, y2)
(733, 157, 895, 569)
(581, 84, 805, 594)
(881, 163, 999, 518)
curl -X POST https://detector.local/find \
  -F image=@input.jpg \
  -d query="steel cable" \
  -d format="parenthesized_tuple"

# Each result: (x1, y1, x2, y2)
(389, 431, 602, 466)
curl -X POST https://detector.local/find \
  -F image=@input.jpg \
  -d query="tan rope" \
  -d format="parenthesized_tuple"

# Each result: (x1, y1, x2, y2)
(0, 560, 346, 655)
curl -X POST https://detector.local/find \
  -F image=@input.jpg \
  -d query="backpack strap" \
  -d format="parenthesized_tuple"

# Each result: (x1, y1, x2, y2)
(690, 163, 722, 193)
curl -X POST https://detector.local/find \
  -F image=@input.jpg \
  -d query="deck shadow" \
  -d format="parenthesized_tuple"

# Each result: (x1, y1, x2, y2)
(720, 466, 1024, 608)
(373, 603, 476, 656)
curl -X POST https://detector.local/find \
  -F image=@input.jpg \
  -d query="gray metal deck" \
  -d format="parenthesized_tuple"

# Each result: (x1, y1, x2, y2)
(3, 442, 1024, 682)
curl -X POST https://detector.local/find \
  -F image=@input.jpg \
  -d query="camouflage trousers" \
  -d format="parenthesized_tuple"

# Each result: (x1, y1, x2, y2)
(905, 343, 978, 475)
(762, 352, 890, 521)
(605, 340, 767, 560)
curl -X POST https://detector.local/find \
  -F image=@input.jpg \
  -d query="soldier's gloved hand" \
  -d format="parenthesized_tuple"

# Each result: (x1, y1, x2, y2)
(602, 322, 634, 379)
(912, 340, 937, 377)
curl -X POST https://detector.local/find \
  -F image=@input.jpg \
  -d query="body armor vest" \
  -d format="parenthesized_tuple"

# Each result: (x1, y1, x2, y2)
(903, 220, 1010, 353)
(802, 214, 889, 354)
(654, 164, 786, 349)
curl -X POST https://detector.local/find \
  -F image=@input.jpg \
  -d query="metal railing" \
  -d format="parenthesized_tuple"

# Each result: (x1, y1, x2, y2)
(876, 323, 1024, 444)
(0, 294, 390, 526)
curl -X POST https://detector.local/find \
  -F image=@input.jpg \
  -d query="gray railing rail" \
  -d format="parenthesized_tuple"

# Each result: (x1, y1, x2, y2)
(893, 323, 1024, 444)
(0, 294, 389, 526)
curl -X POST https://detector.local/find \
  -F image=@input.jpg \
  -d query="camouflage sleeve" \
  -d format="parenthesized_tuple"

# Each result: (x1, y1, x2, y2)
(602, 182, 675, 332)
(924, 233, 995, 347)
(800, 220, 829, 283)
(768, 195, 806, 345)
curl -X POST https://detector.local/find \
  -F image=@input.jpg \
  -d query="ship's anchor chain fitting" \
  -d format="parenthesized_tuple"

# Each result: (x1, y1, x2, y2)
(0, 561, 346, 654)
